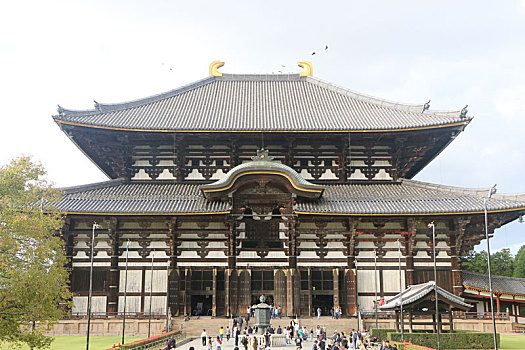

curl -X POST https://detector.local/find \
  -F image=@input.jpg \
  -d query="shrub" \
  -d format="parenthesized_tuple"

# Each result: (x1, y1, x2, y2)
(370, 328, 395, 341)
(388, 331, 500, 349)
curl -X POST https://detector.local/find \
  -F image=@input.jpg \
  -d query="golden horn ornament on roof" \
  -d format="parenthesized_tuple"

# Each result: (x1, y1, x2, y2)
(209, 60, 225, 76)
(297, 61, 313, 76)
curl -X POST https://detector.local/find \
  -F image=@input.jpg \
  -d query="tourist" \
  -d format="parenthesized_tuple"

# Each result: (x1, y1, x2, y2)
(207, 337, 213, 350)
(312, 340, 318, 350)
(295, 333, 302, 350)
(219, 326, 225, 342)
(241, 334, 249, 350)
(309, 329, 313, 342)
(264, 330, 271, 347)
(226, 326, 231, 341)
(318, 338, 325, 350)
(216, 336, 222, 350)
(201, 329, 208, 346)
(234, 326, 239, 346)
(316, 307, 321, 319)
(239, 317, 244, 329)
(252, 335, 258, 350)
(277, 306, 282, 319)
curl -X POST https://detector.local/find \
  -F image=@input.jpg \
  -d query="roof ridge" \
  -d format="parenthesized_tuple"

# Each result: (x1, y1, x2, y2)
(305, 76, 466, 117)
(59, 178, 126, 194)
(56, 76, 217, 117)
(219, 73, 302, 81)
(401, 178, 494, 196)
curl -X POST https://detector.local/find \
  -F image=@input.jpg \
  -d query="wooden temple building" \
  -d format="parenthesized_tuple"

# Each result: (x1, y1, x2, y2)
(52, 61, 525, 319)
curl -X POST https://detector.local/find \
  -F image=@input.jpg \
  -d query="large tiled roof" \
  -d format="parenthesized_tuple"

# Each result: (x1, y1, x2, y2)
(295, 179, 525, 215)
(462, 271, 525, 296)
(54, 74, 471, 132)
(54, 179, 525, 215)
(380, 281, 472, 310)
(55, 180, 230, 214)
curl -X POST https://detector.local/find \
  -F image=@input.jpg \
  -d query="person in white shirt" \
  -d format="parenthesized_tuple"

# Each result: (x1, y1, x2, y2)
(201, 329, 208, 346)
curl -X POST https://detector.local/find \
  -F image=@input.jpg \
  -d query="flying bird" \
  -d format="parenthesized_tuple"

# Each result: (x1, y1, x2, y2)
(311, 52, 316, 55)
(325, 45, 328, 50)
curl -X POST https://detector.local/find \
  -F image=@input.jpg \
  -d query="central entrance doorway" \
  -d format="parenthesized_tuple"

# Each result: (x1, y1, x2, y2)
(191, 294, 212, 316)
(312, 294, 333, 316)
(251, 294, 274, 306)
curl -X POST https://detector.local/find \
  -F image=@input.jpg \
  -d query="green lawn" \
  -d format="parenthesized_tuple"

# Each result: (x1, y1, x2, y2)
(0, 336, 143, 350)
(500, 334, 525, 350)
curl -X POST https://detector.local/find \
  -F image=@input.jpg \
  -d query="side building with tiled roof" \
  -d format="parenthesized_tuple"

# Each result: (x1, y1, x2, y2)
(53, 61, 525, 319)
(462, 271, 525, 324)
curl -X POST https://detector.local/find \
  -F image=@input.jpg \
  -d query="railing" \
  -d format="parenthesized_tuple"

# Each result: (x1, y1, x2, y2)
(360, 310, 509, 321)
(452, 311, 509, 320)
(66, 312, 168, 320)
(106, 329, 183, 350)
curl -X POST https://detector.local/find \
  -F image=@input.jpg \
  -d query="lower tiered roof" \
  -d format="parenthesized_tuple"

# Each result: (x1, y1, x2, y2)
(55, 179, 525, 216)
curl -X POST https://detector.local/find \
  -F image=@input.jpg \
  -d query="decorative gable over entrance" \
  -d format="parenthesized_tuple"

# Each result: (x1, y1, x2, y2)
(199, 149, 325, 201)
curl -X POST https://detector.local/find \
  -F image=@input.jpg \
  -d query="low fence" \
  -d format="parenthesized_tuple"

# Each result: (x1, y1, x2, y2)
(238, 334, 287, 347)
(361, 310, 509, 321)
(105, 329, 183, 350)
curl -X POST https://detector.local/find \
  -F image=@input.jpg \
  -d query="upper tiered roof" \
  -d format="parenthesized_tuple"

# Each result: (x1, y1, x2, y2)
(54, 62, 471, 132)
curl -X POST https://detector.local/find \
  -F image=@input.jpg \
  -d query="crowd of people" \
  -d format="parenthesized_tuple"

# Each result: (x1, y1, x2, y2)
(184, 318, 396, 350)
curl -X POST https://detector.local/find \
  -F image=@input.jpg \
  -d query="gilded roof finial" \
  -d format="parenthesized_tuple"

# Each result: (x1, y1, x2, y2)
(297, 61, 313, 77)
(209, 60, 225, 77)
(251, 148, 274, 161)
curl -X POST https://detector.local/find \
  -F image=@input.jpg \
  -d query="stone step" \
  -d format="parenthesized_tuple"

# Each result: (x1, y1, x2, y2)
(173, 316, 359, 336)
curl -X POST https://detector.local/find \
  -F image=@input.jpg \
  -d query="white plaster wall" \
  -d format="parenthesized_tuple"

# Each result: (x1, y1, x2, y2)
(144, 296, 167, 314)
(119, 270, 142, 293)
(357, 270, 380, 293)
(382, 270, 405, 293)
(299, 242, 317, 249)
(145, 270, 168, 293)
(358, 296, 375, 310)
(72, 296, 107, 315)
(118, 296, 141, 313)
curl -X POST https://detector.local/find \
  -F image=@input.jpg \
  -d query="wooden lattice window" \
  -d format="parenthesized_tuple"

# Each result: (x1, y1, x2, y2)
(251, 270, 274, 291)
(311, 270, 333, 291)
(190, 270, 213, 291)
(244, 219, 280, 248)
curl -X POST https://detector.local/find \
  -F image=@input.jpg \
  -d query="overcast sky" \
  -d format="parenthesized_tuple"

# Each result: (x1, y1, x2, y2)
(1, 0, 524, 253)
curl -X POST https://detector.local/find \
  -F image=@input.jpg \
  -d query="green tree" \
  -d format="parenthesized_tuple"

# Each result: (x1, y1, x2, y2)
(513, 245, 525, 278)
(462, 250, 489, 274)
(491, 248, 514, 277)
(0, 157, 69, 349)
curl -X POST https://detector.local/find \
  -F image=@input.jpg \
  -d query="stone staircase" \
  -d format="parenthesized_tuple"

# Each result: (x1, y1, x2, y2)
(173, 316, 359, 336)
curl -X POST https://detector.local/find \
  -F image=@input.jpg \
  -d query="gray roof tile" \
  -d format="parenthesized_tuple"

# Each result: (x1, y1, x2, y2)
(462, 271, 525, 296)
(380, 281, 472, 310)
(54, 179, 525, 215)
(54, 74, 471, 132)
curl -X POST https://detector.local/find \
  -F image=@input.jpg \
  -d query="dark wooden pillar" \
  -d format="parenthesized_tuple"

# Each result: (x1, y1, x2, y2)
(395, 310, 400, 332)
(62, 219, 73, 314)
(226, 220, 237, 317)
(287, 216, 299, 317)
(409, 310, 413, 333)
(106, 218, 119, 315)
(452, 218, 469, 296)
(333, 268, 340, 308)
(275, 269, 287, 315)
(167, 218, 180, 316)
(405, 219, 417, 287)
(449, 306, 454, 332)
(496, 294, 501, 313)
(212, 268, 217, 316)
